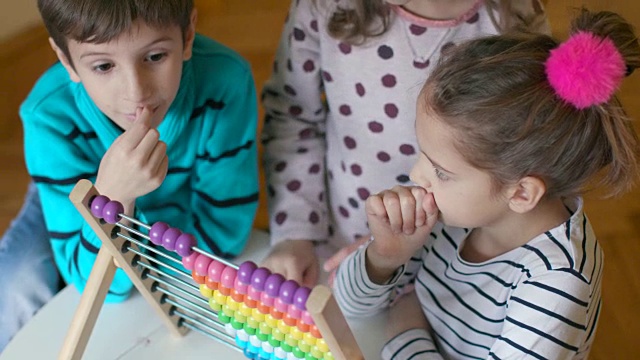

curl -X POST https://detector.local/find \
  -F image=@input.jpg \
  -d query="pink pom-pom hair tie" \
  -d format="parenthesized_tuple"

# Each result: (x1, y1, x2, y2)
(545, 31, 626, 109)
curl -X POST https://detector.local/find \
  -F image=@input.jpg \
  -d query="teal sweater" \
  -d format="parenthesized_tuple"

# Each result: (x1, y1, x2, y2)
(21, 34, 259, 302)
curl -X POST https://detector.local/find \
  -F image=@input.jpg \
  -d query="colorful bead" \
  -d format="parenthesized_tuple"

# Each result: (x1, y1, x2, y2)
(90, 195, 109, 218)
(221, 266, 238, 289)
(149, 221, 169, 245)
(279, 280, 299, 301)
(199, 283, 213, 298)
(194, 254, 212, 277)
(238, 261, 258, 284)
(316, 339, 329, 353)
(293, 287, 311, 311)
(303, 332, 317, 347)
(102, 201, 123, 224)
(174, 233, 195, 257)
(263, 273, 286, 303)
(207, 260, 226, 282)
(181, 251, 198, 271)
(161, 227, 181, 251)
(191, 271, 205, 284)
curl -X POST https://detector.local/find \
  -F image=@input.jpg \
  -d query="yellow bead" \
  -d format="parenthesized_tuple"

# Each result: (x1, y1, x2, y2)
(277, 319, 291, 334)
(252, 308, 265, 322)
(272, 327, 285, 341)
(265, 314, 278, 328)
(311, 346, 324, 359)
(324, 352, 335, 360)
(285, 333, 298, 348)
(290, 327, 304, 341)
(226, 297, 239, 311)
(213, 290, 227, 306)
(303, 332, 317, 346)
(222, 304, 234, 317)
(246, 316, 259, 329)
(316, 339, 329, 353)
(240, 303, 253, 317)
(199, 284, 213, 298)
(208, 297, 222, 311)
(259, 321, 272, 335)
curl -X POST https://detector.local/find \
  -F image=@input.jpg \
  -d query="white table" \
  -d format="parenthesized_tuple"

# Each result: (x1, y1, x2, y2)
(1, 230, 387, 359)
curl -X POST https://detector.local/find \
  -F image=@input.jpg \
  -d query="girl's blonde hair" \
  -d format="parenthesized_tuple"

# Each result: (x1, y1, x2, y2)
(422, 8, 640, 198)
(326, 0, 547, 45)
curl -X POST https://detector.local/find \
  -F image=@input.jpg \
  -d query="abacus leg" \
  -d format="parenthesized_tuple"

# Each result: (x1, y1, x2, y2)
(58, 247, 117, 360)
(306, 285, 364, 360)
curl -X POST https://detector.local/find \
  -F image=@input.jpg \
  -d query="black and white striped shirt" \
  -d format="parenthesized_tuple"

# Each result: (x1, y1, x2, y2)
(334, 197, 602, 359)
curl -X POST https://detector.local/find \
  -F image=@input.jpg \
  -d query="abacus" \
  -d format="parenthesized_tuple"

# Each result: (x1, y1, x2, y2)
(59, 179, 363, 360)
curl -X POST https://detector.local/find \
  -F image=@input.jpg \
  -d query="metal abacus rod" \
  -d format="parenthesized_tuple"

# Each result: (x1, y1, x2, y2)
(60, 179, 363, 360)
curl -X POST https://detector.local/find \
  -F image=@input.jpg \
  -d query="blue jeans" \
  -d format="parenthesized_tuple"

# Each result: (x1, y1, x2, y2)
(0, 182, 60, 352)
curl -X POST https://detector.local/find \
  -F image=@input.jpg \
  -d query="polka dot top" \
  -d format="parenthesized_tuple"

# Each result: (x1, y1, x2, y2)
(262, 0, 549, 249)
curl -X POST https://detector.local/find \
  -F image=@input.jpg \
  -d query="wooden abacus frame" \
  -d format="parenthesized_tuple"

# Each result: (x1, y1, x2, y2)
(59, 179, 363, 360)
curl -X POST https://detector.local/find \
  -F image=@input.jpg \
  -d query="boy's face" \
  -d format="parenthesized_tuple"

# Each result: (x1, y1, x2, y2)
(51, 13, 196, 130)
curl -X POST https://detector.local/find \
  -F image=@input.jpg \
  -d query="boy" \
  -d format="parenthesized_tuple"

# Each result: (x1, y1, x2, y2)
(0, 0, 259, 350)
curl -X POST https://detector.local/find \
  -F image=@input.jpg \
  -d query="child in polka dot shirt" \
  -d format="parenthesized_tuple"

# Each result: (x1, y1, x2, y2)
(261, 0, 550, 287)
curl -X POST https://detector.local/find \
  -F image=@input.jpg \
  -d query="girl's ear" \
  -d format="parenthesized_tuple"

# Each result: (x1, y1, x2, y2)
(49, 38, 81, 83)
(182, 9, 198, 61)
(507, 176, 546, 214)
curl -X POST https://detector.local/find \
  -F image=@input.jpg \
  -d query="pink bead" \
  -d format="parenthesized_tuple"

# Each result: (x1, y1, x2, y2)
(90, 195, 109, 219)
(162, 227, 181, 251)
(260, 293, 276, 307)
(182, 251, 198, 271)
(194, 254, 212, 277)
(149, 222, 169, 245)
(175, 233, 195, 257)
(248, 286, 262, 301)
(288, 304, 301, 319)
(102, 201, 124, 224)
(207, 260, 226, 282)
(274, 298, 289, 313)
(301, 310, 315, 325)
(234, 277, 248, 294)
(220, 266, 237, 289)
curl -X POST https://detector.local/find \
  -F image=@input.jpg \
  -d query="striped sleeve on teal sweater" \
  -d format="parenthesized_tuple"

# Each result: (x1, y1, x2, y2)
(20, 34, 259, 302)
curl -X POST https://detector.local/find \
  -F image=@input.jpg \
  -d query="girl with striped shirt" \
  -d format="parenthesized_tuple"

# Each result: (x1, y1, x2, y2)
(333, 8, 639, 359)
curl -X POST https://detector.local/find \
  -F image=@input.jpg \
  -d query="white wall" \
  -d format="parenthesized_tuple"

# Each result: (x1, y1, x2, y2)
(0, 0, 42, 42)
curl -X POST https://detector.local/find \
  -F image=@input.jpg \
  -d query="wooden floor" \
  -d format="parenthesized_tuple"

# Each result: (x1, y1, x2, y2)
(0, 1, 638, 358)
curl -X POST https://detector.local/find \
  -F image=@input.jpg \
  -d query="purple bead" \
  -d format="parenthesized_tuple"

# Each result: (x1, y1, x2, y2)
(102, 201, 123, 224)
(149, 222, 169, 245)
(162, 227, 181, 251)
(90, 195, 109, 218)
(293, 286, 311, 311)
(278, 280, 299, 305)
(174, 233, 195, 257)
(238, 261, 258, 285)
(250, 267, 272, 291)
(264, 273, 286, 298)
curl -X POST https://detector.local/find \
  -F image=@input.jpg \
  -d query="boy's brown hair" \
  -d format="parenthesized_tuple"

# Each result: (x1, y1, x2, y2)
(37, 0, 194, 65)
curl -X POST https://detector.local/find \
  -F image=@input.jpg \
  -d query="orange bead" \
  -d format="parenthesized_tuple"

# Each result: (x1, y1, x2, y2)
(230, 288, 244, 303)
(205, 277, 219, 290)
(297, 318, 310, 333)
(309, 324, 322, 339)
(283, 312, 297, 326)
(219, 285, 231, 296)
(270, 307, 283, 320)
(257, 302, 271, 314)
(192, 271, 205, 284)
(244, 297, 257, 309)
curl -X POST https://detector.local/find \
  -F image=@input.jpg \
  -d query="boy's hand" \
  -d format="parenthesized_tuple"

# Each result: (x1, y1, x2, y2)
(261, 239, 319, 287)
(365, 186, 438, 284)
(95, 107, 168, 210)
